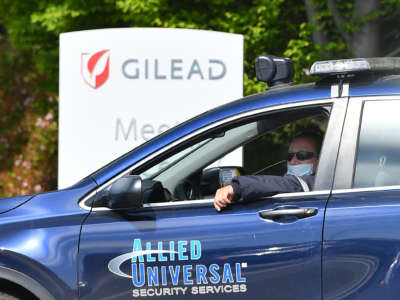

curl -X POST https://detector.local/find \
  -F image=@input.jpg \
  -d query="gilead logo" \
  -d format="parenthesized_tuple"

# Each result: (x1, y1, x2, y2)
(81, 49, 110, 88)
(122, 59, 226, 80)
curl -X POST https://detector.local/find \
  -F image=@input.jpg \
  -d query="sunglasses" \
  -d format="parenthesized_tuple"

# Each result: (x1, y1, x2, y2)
(286, 150, 317, 161)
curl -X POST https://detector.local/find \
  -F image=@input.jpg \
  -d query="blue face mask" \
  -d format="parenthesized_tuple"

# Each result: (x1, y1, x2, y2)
(286, 163, 314, 177)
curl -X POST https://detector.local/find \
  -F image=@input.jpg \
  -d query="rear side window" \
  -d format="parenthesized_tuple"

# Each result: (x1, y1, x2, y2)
(353, 100, 400, 188)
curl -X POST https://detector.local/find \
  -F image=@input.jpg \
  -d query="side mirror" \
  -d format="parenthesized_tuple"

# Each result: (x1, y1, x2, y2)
(107, 175, 143, 210)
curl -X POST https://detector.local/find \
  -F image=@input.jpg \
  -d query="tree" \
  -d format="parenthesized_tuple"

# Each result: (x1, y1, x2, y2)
(303, 0, 400, 57)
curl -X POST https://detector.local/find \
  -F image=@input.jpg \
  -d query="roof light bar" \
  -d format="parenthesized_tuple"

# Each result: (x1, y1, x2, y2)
(310, 58, 370, 75)
(310, 57, 400, 76)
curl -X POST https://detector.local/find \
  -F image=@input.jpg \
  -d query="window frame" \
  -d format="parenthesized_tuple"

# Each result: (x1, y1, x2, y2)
(334, 95, 400, 191)
(80, 98, 341, 211)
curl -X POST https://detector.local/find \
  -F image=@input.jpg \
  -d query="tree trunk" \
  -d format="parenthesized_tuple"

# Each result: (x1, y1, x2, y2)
(304, 0, 329, 47)
(350, 0, 381, 57)
(326, 0, 381, 57)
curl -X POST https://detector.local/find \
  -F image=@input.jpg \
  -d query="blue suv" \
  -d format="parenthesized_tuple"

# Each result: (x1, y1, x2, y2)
(1, 56, 400, 300)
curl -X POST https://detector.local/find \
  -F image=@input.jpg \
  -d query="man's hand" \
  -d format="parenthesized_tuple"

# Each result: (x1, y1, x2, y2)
(214, 185, 234, 211)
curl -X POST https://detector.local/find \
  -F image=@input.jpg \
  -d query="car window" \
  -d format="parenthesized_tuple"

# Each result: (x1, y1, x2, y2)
(140, 138, 212, 179)
(134, 105, 329, 202)
(353, 100, 400, 188)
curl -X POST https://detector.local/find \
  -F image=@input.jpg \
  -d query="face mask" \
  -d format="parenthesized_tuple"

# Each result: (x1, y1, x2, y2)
(286, 163, 314, 177)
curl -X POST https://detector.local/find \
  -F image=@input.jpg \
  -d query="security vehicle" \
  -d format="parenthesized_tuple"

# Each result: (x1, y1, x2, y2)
(1, 55, 400, 300)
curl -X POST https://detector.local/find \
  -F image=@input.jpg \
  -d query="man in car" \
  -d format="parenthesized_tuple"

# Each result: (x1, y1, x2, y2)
(214, 132, 322, 211)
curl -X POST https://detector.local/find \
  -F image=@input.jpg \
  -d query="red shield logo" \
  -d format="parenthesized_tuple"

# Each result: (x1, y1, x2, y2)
(81, 50, 110, 88)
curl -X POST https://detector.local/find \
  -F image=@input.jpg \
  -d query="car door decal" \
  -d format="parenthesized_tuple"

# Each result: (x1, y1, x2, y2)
(108, 238, 247, 297)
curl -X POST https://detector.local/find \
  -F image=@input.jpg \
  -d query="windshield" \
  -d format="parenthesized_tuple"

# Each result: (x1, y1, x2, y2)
(140, 138, 212, 179)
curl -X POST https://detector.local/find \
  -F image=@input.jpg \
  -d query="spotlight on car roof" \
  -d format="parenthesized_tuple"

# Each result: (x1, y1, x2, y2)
(310, 57, 400, 76)
(255, 55, 294, 87)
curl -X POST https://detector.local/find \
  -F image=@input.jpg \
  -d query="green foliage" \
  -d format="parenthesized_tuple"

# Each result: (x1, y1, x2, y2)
(0, 0, 308, 96)
(0, 42, 57, 197)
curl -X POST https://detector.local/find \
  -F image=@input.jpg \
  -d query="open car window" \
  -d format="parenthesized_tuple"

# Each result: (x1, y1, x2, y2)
(133, 104, 330, 203)
(140, 138, 212, 180)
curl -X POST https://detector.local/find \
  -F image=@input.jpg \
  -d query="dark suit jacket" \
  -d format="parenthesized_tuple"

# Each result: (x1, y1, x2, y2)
(231, 174, 314, 202)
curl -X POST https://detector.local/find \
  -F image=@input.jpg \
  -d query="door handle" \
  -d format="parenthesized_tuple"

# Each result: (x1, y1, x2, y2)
(259, 207, 318, 221)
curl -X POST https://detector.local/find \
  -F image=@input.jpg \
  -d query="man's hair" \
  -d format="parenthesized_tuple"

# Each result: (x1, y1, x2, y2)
(292, 131, 323, 154)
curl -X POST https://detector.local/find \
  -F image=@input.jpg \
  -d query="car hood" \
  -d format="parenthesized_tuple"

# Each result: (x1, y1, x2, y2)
(0, 194, 36, 214)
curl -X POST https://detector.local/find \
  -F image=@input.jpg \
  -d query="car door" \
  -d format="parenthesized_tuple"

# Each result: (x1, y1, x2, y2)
(323, 97, 400, 300)
(78, 99, 346, 300)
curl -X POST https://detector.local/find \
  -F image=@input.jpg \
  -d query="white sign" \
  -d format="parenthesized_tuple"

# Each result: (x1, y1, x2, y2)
(59, 28, 243, 188)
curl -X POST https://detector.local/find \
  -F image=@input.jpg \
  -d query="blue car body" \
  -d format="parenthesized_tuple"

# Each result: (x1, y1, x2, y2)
(1, 69, 400, 300)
